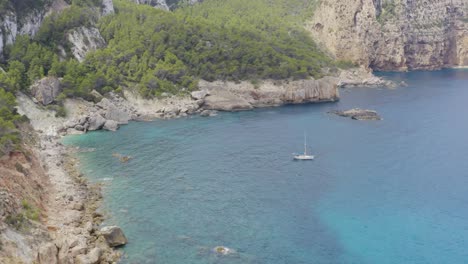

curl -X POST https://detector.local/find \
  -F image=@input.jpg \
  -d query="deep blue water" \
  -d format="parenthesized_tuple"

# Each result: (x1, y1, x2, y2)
(64, 69, 468, 264)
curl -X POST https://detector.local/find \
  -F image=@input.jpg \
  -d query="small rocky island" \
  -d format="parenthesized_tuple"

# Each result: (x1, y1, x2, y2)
(330, 108, 381, 120)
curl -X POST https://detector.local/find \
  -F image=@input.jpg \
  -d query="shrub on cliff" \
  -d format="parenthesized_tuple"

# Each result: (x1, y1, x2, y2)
(0, 88, 21, 156)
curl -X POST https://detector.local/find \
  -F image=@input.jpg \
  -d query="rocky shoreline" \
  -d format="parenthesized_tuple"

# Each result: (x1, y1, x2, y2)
(5, 68, 394, 263)
(36, 136, 122, 263)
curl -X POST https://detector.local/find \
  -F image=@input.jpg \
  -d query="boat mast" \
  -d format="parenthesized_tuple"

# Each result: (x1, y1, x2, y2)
(304, 132, 307, 155)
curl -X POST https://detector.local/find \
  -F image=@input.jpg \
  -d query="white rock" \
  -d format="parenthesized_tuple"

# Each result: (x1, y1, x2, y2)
(103, 120, 119, 131)
(191, 90, 210, 100)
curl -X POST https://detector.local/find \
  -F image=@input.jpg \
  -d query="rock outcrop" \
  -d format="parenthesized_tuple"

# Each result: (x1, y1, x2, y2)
(130, 0, 201, 10)
(30, 77, 62, 105)
(100, 226, 128, 247)
(330, 108, 382, 120)
(0, 0, 113, 58)
(67, 27, 106, 62)
(0, 1, 66, 56)
(307, 0, 468, 71)
(198, 77, 339, 111)
(102, 0, 115, 15)
(337, 67, 397, 88)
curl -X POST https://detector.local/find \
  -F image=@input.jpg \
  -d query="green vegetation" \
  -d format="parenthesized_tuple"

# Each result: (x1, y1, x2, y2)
(377, 1, 397, 24)
(5, 200, 39, 231)
(5, 213, 26, 230)
(0, 88, 21, 155)
(336, 60, 358, 69)
(89, 0, 329, 97)
(0, 0, 341, 153)
(2, 0, 330, 99)
(21, 199, 39, 221)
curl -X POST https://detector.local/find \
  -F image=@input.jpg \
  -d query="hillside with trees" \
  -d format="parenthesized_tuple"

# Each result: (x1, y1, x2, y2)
(0, 0, 332, 150)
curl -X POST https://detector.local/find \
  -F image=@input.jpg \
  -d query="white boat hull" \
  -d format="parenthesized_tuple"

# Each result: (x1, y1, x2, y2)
(293, 155, 314, 160)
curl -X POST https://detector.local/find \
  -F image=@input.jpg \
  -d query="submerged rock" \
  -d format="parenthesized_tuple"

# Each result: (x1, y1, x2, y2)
(330, 108, 381, 120)
(200, 110, 218, 117)
(213, 246, 233, 255)
(100, 226, 127, 247)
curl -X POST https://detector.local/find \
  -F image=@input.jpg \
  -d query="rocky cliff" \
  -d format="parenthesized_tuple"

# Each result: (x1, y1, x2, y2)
(129, 0, 201, 10)
(0, 0, 113, 60)
(307, 0, 468, 70)
(198, 78, 339, 111)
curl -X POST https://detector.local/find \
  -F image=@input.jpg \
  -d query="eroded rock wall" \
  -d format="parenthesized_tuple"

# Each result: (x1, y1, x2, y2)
(307, 0, 468, 71)
(129, 0, 202, 10)
(0, 0, 113, 60)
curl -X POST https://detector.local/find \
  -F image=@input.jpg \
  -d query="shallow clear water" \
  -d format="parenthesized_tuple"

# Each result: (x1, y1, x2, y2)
(64, 70, 468, 264)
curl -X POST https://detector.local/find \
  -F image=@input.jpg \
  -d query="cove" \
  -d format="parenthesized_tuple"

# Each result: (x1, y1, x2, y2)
(64, 69, 468, 264)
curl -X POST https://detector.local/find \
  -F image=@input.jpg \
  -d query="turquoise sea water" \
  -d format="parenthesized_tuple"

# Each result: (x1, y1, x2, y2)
(64, 70, 468, 264)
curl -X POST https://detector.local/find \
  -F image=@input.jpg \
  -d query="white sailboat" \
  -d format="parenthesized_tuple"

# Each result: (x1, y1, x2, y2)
(293, 133, 314, 160)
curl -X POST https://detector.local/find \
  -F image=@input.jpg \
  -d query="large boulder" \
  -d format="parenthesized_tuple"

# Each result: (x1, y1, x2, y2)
(75, 248, 101, 264)
(90, 90, 104, 102)
(96, 98, 113, 109)
(30, 77, 62, 105)
(103, 120, 119, 131)
(105, 105, 131, 124)
(88, 114, 106, 131)
(191, 90, 210, 100)
(100, 226, 127, 247)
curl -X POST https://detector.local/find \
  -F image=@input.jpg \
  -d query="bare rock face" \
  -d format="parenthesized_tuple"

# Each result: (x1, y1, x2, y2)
(130, 0, 202, 10)
(101, 0, 115, 15)
(75, 248, 101, 264)
(67, 27, 106, 62)
(30, 77, 62, 105)
(0, 189, 19, 220)
(0, 0, 71, 56)
(198, 77, 339, 111)
(203, 92, 254, 111)
(307, 0, 468, 71)
(191, 90, 210, 100)
(100, 226, 127, 247)
(130, 0, 170, 10)
(337, 67, 396, 88)
(104, 105, 131, 124)
(36, 243, 58, 264)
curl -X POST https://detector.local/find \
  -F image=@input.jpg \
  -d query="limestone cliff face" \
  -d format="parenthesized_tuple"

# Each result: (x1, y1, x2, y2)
(307, 0, 468, 71)
(130, 0, 201, 10)
(130, 0, 170, 10)
(199, 78, 339, 111)
(67, 27, 107, 62)
(0, 0, 113, 60)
